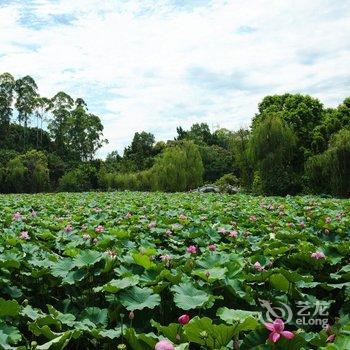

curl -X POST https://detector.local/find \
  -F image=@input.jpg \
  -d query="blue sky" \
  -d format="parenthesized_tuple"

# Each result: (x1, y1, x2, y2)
(1, 0, 350, 157)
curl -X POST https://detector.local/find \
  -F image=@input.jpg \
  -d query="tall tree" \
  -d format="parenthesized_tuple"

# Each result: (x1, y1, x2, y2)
(14, 76, 39, 149)
(0, 72, 15, 128)
(249, 115, 297, 195)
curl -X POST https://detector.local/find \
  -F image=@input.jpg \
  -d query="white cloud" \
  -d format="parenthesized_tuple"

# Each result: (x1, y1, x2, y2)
(0, 0, 349, 157)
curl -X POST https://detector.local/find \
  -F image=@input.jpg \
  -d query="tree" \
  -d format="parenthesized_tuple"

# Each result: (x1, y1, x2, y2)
(306, 128, 350, 197)
(124, 131, 156, 170)
(66, 98, 107, 161)
(48, 91, 74, 158)
(249, 115, 297, 195)
(0, 72, 15, 128)
(152, 141, 203, 191)
(14, 76, 39, 149)
(229, 128, 252, 188)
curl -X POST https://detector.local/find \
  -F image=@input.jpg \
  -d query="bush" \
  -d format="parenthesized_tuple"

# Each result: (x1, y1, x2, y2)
(215, 173, 239, 187)
(59, 164, 97, 192)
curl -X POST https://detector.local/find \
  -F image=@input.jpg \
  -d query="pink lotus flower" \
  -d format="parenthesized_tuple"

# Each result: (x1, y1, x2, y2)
(13, 212, 22, 221)
(311, 251, 325, 260)
(20, 231, 30, 240)
(92, 207, 101, 213)
(64, 224, 73, 232)
(253, 261, 263, 271)
(249, 215, 257, 222)
(187, 245, 197, 254)
(129, 311, 134, 319)
(178, 314, 190, 325)
(95, 225, 104, 233)
(125, 212, 132, 219)
(287, 222, 294, 228)
(200, 216, 207, 221)
(327, 334, 336, 342)
(179, 214, 187, 221)
(218, 227, 227, 234)
(265, 319, 294, 343)
(82, 233, 90, 240)
(229, 231, 238, 238)
(155, 339, 174, 350)
(208, 244, 216, 251)
(148, 221, 156, 229)
(300, 221, 305, 229)
(325, 217, 332, 224)
(31, 210, 37, 217)
(105, 249, 117, 259)
(165, 230, 172, 236)
(324, 229, 330, 235)
(160, 254, 172, 262)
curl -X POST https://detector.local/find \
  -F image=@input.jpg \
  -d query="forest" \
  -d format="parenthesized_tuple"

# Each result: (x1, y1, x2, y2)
(0, 72, 349, 196)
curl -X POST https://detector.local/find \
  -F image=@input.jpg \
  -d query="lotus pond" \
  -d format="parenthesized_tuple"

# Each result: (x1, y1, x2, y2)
(0, 192, 349, 349)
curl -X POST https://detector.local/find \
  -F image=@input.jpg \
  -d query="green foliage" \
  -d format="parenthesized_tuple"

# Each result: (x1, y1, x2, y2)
(152, 141, 204, 191)
(59, 163, 99, 192)
(214, 173, 239, 187)
(306, 128, 350, 196)
(0, 192, 349, 348)
(249, 115, 297, 195)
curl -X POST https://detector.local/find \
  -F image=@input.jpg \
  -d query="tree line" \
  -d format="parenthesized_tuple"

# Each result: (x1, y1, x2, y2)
(0, 72, 349, 196)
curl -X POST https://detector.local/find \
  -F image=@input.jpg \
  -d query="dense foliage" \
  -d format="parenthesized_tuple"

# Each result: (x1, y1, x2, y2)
(0, 192, 349, 349)
(1, 72, 349, 196)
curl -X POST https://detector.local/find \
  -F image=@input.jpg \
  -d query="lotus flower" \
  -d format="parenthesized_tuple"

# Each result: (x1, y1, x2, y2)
(249, 215, 257, 222)
(20, 231, 30, 240)
(218, 227, 227, 234)
(13, 212, 22, 221)
(179, 214, 187, 221)
(187, 245, 197, 254)
(265, 319, 294, 343)
(253, 261, 263, 271)
(325, 217, 332, 224)
(311, 251, 325, 260)
(327, 334, 336, 342)
(229, 231, 238, 238)
(64, 224, 73, 232)
(208, 244, 216, 251)
(178, 314, 190, 325)
(160, 254, 171, 262)
(148, 221, 156, 229)
(82, 233, 90, 240)
(155, 339, 174, 350)
(95, 225, 104, 233)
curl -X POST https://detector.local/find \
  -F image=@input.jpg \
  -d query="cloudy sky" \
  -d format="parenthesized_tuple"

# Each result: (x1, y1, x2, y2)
(1, 0, 349, 157)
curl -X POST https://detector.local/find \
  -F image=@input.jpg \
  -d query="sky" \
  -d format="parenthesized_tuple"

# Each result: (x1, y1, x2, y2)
(1, 0, 350, 157)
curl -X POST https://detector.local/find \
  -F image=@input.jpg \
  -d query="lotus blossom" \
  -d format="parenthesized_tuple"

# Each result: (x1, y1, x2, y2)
(208, 244, 216, 251)
(327, 334, 336, 342)
(95, 225, 104, 233)
(13, 212, 22, 221)
(300, 221, 305, 229)
(200, 216, 207, 221)
(324, 229, 330, 235)
(31, 210, 37, 217)
(253, 261, 263, 271)
(265, 319, 294, 343)
(106, 249, 117, 259)
(187, 245, 197, 254)
(92, 207, 101, 213)
(155, 340, 174, 350)
(64, 224, 73, 232)
(311, 251, 325, 260)
(20, 231, 30, 240)
(125, 212, 132, 219)
(82, 233, 90, 240)
(160, 254, 172, 263)
(179, 214, 187, 221)
(287, 222, 294, 228)
(148, 221, 156, 229)
(178, 314, 190, 325)
(325, 217, 332, 224)
(249, 215, 257, 222)
(165, 230, 172, 236)
(218, 227, 227, 234)
(229, 231, 238, 238)
(129, 311, 134, 319)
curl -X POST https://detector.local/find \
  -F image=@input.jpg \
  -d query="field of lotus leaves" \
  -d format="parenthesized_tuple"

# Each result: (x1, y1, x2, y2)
(0, 192, 349, 350)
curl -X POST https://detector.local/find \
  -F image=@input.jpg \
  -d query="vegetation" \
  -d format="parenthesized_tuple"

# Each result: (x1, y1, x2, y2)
(0, 192, 349, 349)
(0, 72, 349, 196)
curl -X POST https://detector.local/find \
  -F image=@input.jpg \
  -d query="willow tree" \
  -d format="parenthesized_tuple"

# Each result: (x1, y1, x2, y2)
(306, 128, 350, 196)
(152, 141, 203, 192)
(248, 115, 296, 195)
